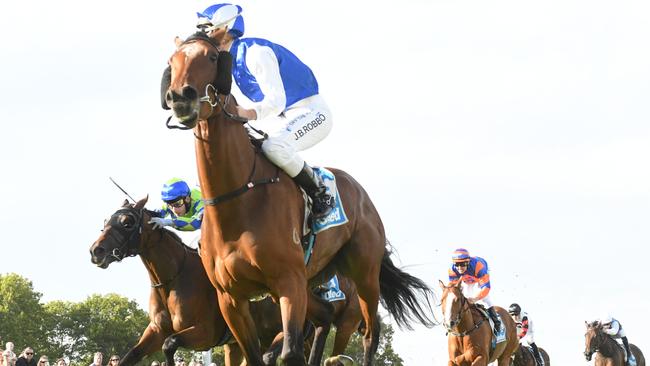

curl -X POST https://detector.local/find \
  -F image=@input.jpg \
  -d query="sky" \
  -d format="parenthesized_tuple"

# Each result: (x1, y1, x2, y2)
(1, 0, 649, 364)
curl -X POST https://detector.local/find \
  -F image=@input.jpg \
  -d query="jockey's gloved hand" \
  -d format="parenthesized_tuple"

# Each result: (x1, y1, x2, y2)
(149, 217, 173, 229)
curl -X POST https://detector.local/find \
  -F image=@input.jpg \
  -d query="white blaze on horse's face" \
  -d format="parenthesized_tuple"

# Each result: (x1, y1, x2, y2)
(444, 289, 457, 326)
(182, 42, 205, 59)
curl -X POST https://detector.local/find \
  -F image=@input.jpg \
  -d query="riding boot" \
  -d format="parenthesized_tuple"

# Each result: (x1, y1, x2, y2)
(622, 337, 636, 365)
(530, 343, 544, 366)
(487, 306, 501, 333)
(293, 162, 335, 219)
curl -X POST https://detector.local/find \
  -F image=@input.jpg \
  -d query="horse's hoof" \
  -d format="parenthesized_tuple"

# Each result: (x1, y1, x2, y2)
(323, 355, 354, 366)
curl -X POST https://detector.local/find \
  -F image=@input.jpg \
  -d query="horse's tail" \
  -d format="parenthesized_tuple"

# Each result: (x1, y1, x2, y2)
(379, 241, 438, 330)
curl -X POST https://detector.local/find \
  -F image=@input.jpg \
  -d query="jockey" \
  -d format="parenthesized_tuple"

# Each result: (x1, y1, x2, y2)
(148, 178, 204, 231)
(509, 303, 544, 365)
(448, 248, 501, 332)
(598, 314, 636, 365)
(192, 3, 335, 219)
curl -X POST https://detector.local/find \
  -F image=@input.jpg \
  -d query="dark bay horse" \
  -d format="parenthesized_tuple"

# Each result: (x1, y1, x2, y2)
(512, 344, 550, 366)
(439, 281, 518, 365)
(164, 33, 435, 365)
(584, 321, 645, 366)
(90, 198, 229, 366)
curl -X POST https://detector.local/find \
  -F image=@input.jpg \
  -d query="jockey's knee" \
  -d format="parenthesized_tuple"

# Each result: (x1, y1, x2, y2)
(262, 138, 303, 176)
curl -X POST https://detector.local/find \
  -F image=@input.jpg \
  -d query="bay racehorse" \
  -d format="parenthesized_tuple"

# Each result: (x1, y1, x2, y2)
(512, 344, 550, 366)
(439, 280, 518, 365)
(584, 321, 645, 366)
(164, 32, 436, 366)
(89, 198, 305, 366)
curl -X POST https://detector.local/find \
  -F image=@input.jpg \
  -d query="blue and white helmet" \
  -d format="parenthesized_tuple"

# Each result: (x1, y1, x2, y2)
(197, 3, 244, 38)
(161, 178, 191, 202)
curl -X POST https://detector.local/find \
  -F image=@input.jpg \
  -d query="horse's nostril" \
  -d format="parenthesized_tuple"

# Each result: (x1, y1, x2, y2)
(92, 246, 105, 258)
(182, 86, 197, 100)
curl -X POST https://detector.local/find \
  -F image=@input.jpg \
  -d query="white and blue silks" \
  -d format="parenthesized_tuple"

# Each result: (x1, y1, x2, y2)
(227, 37, 333, 177)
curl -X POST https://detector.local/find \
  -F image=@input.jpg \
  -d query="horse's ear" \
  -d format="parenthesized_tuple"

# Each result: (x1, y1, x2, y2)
(174, 36, 183, 48)
(134, 195, 149, 209)
(122, 199, 130, 207)
(455, 280, 463, 289)
(438, 280, 446, 289)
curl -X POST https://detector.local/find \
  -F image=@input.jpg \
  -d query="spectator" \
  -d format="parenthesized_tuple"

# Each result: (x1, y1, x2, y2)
(15, 348, 36, 366)
(37, 356, 49, 366)
(106, 355, 120, 366)
(89, 353, 102, 366)
(54, 359, 66, 366)
(2, 342, 17, 366)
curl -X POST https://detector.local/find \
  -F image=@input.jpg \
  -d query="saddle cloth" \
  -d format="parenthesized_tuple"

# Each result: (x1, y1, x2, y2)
(475, 305, 506, 349)
(316, 274, 347, 302)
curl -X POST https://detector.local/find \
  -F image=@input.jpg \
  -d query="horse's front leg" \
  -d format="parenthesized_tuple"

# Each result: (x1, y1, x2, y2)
(223, 343, 244, 366)
(218, 290, 265, 366)
(273, 274, 309, 366)
(119, 323, 166, 366)
(162, 325, 215, 366)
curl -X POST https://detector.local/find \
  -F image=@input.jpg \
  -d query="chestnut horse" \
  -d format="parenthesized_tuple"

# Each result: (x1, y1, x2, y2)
(584, 321, 645, 366)
(512, 344, 550, 366)
(439, 281, 518, 365)
(164, 32, 435, 365)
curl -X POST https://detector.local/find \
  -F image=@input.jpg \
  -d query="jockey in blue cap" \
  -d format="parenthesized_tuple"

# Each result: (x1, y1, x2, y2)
(148, 178, 204, 231)
(187, 3, 335, 219)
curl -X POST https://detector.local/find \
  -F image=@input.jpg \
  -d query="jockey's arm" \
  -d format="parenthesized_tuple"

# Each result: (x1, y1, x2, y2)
(604, 320, 620, 336)
(475, 264, 491, 300)
(518, 315, 529, 338)
(246, 44, 287, 120)
(448, 267, 460, 284)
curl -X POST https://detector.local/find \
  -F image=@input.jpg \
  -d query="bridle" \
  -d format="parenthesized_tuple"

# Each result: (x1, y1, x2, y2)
(104, 208, 144, 261)
(444, 289, 484, 337)
(103, 207, 188, 288)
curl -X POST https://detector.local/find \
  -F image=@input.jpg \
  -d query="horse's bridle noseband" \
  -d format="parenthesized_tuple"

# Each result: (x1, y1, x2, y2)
(104, 207, 144, 261)
(444, 290, 484, 337)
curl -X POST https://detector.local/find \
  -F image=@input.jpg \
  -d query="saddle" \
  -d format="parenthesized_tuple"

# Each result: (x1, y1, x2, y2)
(474, 304, 506, 349)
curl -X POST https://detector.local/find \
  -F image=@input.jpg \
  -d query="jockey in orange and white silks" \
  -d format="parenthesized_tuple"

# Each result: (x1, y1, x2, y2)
(599, 314, 636, 365)
(448, 248, 501, 332)
(193, 3, 335, 219)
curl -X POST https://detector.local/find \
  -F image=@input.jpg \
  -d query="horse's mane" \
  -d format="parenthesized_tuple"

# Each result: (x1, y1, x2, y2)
(161, 227, 199, 254)
(142, 208, 198, 254)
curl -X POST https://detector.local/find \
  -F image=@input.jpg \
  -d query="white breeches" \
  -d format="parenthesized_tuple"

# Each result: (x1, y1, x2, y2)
(461, 282, 493, 307)
(520, 332, 535, 345)
(255, 94, 333, 177)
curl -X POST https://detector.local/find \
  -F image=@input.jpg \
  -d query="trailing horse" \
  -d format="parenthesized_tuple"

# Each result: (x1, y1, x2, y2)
(584, 321, 645, 366)
(512, 344, 550, 366)
(164, 32, 436, 366)
(439, 280, 518, 365)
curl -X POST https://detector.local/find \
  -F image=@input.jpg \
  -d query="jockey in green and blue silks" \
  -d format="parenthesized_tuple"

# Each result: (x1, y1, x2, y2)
(148, 178, 204, 231)
(192, 3, 335, 219)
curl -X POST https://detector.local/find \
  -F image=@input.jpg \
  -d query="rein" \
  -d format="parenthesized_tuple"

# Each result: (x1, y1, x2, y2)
(150, 229, 190, 289)
(166, 36, 280, 206)
(445, 294, 485, 337)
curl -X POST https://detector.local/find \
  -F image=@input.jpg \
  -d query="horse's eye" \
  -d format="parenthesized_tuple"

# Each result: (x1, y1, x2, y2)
(209, 54, 218, 63)
(120, 215, 134, 228)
